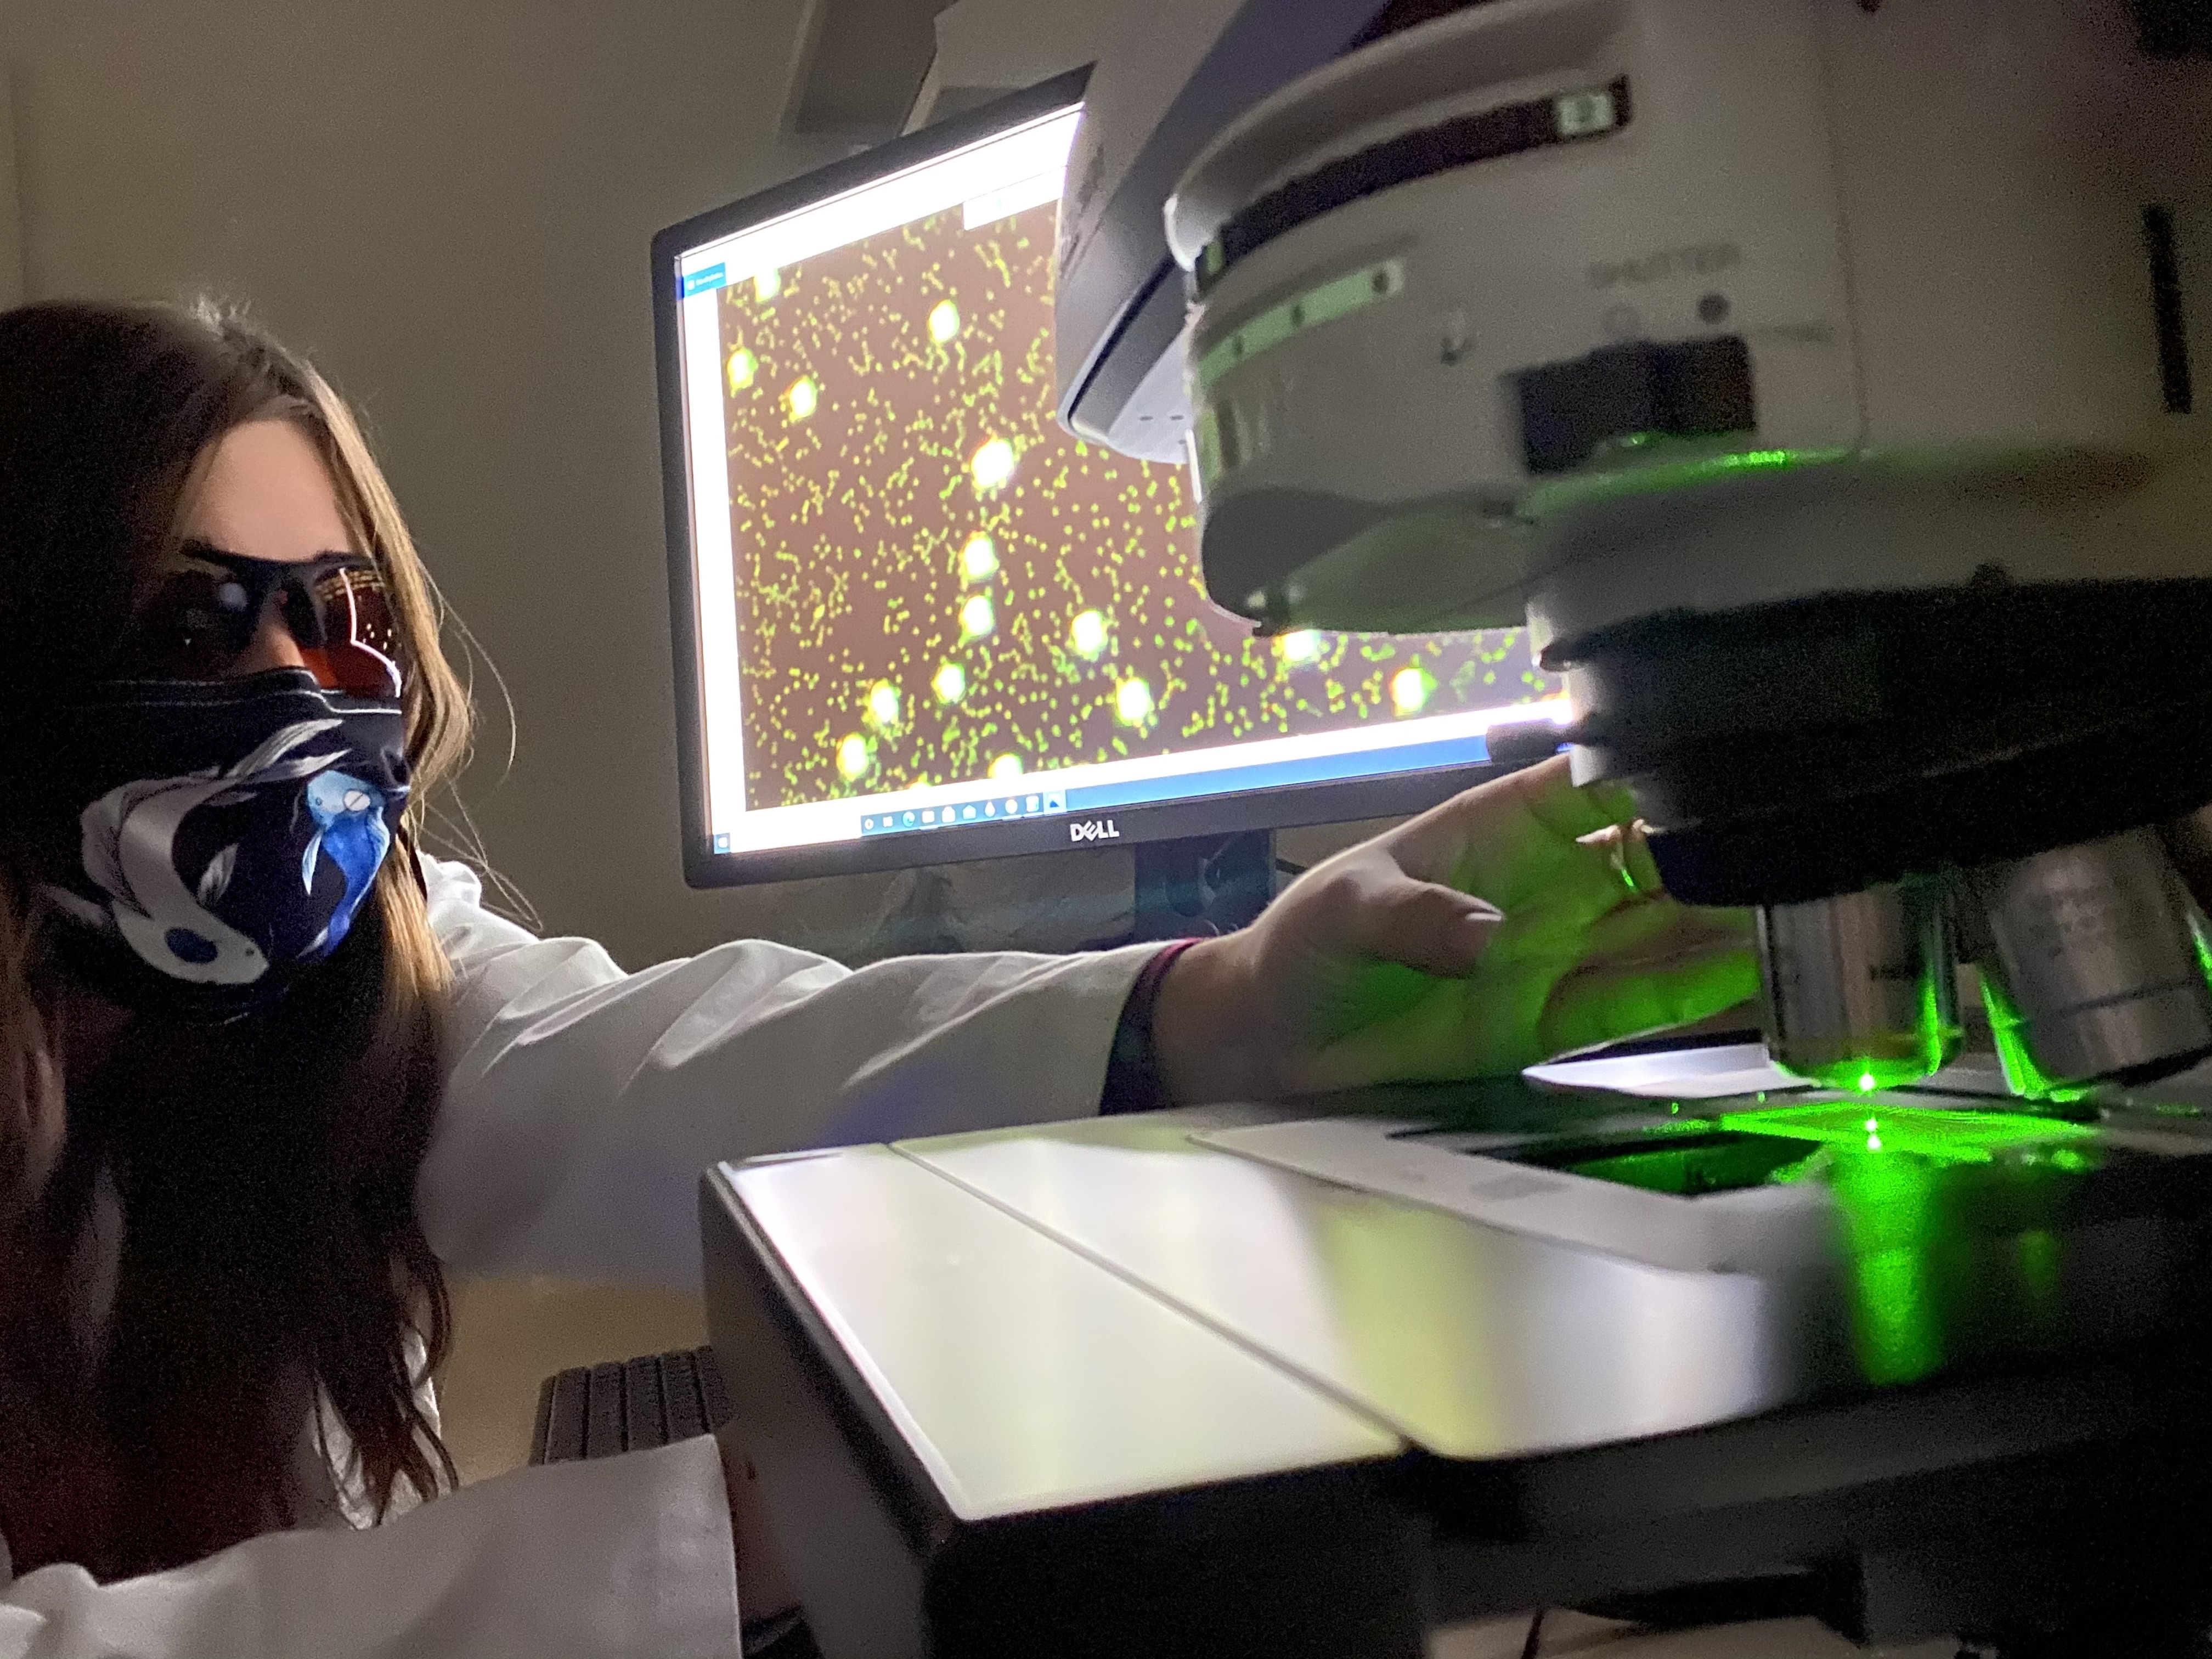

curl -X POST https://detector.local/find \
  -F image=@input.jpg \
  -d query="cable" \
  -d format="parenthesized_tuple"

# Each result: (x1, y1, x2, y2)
(1521, 1608, 1547, 1659)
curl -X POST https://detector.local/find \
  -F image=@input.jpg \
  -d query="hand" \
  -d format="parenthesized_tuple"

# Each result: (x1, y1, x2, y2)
(1152, 757, 1757, 1101)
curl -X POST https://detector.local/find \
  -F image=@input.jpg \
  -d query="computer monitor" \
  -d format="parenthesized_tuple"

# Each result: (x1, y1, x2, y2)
(652, 70, 1563, 891)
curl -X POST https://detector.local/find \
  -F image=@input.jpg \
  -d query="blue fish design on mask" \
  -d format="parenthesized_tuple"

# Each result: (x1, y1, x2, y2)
(52, 719, 348, 986)
(301, 769, 391, 953)
(44, 672, 410, 1021)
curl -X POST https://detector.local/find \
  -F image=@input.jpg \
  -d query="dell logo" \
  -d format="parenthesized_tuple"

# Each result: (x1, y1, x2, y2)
(1069, 818, 1121, 843)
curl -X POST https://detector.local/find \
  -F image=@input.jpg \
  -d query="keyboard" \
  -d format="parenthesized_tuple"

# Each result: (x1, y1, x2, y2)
(529, 1345, 732, 1464)
(528, 1347, 818, 1657)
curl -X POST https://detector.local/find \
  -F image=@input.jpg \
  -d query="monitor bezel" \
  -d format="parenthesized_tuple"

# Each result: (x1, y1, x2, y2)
(652, 70, 1515, 890)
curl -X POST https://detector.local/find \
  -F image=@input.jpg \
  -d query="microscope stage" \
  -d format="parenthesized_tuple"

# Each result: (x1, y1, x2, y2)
(1194, 1089, 2208, 1275)
(703, 1065, 2212, 1651)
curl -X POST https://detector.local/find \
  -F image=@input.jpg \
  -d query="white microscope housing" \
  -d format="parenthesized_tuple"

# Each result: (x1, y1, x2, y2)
(1061, 0, 2212, 1095)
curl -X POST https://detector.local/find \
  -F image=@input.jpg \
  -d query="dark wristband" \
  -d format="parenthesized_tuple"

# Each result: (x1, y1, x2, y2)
(1101, 938, 1203, 1115)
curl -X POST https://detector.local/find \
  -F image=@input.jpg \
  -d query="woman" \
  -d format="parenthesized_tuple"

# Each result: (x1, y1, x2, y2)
(0, 299, 1752, 1656)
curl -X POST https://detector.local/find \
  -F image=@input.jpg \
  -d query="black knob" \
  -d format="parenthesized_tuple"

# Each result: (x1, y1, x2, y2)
(1513, 336, 1756, 476)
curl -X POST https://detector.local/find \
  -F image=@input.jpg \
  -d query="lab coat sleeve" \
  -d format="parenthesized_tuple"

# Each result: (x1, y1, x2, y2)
(416, 856, 1157, 1290)
(0, 1437, 739, 1659)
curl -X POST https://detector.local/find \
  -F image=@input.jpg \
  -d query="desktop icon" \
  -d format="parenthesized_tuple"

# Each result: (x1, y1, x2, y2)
(922, 809, 936, 823)
(713, 833, 732, 853)
(1005, 798, 1021, 814)
(984, 801, 997, 816)
(862, 817, 874, 831)
(1026, 795, 1041, 812)
(1044, 791, 1065, 812)
(962, 805, 978, 821)
(903, 811, 917, 827)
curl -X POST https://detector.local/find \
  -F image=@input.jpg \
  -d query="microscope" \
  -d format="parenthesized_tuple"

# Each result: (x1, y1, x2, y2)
(1120, 0, 2212, 1102)
(703, 4, 2212, 1652)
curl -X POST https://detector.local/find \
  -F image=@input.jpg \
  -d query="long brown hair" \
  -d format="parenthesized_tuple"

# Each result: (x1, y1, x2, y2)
(0, 300, 473, 1578)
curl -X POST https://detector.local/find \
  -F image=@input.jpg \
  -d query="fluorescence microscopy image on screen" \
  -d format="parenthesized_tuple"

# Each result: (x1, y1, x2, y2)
(717, 198, 1555, 814)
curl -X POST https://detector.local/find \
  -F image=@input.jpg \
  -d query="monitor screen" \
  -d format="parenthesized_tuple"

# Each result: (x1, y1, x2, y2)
(653, 72, 1563, 886)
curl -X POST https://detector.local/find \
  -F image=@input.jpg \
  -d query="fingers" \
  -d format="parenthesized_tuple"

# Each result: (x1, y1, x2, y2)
(1394, 757, 1651, 899)
(1576, 820, 1663, 902)
(1286, 982, 1506, 1093)
(1575, 895, 1752, 964)
(1537, 942, 1762, 1060)
(1389, 755, 1568, 878)
(1331, 866, 1503, 978)
(1521, 766, 1639, 845)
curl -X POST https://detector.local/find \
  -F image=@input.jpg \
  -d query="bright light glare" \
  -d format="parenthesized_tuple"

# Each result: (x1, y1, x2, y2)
(866, 681, 901, 728)
(1115, 677, 1155, 726)
(787, 377, 818, 420)
(960, 534, 999, 582)
(961, 594, 996, 640)
(970, 438, 1016, 490)
(726, 348, 757, 393)
(1390, 665, 1435, 716)
(1070, 610, 1108, 659)
(929, 300, 961, 343)
(990, 753, 1024, 779)
(835, 734, 871, 780)
(933, 662, 967, 704)
(1277, 629, 1323, 666)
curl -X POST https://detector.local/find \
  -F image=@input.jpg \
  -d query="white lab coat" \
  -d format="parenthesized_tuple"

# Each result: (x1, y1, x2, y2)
(0, 856, 1156, 1659)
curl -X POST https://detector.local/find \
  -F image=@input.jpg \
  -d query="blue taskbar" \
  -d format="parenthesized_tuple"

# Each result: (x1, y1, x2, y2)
(855, 731, 1491, 840)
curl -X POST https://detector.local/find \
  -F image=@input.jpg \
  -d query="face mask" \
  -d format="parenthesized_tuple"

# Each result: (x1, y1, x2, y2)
(41, 670, 410, 1020)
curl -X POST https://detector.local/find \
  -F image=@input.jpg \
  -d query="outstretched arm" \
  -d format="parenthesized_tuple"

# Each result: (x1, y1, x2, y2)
(419, 856, 1158, 1290)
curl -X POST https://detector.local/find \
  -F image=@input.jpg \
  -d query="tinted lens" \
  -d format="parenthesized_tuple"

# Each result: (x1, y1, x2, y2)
(302, 566, 403, 698)
(117, 568, 259, 679)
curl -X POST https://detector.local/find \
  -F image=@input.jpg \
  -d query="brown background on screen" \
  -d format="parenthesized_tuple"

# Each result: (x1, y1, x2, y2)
(718, 199, 1553, 812)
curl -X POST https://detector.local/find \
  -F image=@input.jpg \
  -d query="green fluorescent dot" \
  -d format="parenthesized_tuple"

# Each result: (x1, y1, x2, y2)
(932, 662, 967, 704)
(1858, 1072, 1878, 1093)
(726, 348, 757, 394)
(961, 594, 996, 640)
(1390, 664, 1435, 716)
(786, 377, 818, 420)
(928, 299, 961, 343)
(1070, 609, 1109, 659)
(1115, 676, 1155, 726)
(834, 733, 871, 781)
(960, 533, 999, 582)
(970, 437, 1017, 490)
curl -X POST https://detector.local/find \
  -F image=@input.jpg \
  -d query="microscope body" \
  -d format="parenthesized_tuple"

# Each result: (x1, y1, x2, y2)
(1151, 0, 2212, 1096)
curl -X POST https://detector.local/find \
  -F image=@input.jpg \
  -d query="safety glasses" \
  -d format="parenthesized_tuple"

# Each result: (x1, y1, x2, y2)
(115, 540, 404, 698)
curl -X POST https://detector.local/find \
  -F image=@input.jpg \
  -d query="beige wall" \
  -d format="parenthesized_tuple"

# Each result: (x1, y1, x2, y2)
(0, 0, 902, 970)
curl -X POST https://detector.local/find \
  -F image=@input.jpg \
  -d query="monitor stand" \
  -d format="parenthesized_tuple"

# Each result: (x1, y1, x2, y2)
(1128, 830, 1276, 942)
